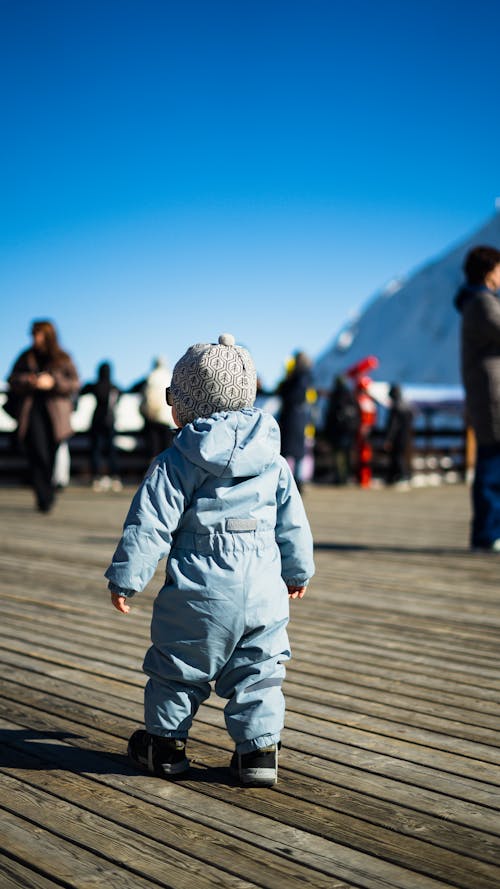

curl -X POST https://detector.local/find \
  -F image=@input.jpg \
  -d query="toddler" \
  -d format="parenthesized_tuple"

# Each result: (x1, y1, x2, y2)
(105, 333, 314, 786)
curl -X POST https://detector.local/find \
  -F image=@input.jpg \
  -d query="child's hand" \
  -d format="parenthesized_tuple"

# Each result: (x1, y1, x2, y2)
(288, 585, 307, 599)
(111, 592, 131, 614)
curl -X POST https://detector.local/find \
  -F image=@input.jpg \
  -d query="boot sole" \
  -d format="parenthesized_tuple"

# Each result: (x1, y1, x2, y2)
(230, 764, 277, 787)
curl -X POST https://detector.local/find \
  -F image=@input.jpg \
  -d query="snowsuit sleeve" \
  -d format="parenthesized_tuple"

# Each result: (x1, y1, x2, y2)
(275, 456, 315, 587)
(104, 450, 203, 597)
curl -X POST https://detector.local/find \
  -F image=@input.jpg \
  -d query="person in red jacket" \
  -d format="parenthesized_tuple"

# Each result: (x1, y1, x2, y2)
(345, 357, 379, 489)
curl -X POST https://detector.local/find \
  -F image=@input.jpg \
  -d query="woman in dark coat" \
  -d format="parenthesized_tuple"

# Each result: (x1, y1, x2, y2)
(7, 319, 80, 512)
(276, 352, 312, 491)
(454, 245, 500, 551)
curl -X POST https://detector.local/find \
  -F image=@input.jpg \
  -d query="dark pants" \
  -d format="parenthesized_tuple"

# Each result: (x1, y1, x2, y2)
(386, 448, 410, 485)
(90, 427, 118, 478)
(25, 402, 57, 512)
(471, 444, 500, 548)
(330, 436, 354, 485)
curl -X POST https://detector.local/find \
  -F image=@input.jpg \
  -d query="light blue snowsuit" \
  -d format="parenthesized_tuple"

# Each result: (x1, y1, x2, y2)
(105, 408, 315, 754)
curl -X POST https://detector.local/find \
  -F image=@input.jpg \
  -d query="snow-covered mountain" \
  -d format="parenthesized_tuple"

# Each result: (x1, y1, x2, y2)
(314, 211, 500, 388)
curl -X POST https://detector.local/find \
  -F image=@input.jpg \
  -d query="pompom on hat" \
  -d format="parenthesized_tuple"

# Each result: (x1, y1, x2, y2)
(169, 333, 257, 426)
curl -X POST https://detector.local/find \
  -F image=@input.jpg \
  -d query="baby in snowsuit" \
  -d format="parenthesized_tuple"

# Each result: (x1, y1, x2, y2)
(105, 333, 314, 786)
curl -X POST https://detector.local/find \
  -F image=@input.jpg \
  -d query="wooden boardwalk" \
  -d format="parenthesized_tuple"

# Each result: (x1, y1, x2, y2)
(0, 481, 499, 889)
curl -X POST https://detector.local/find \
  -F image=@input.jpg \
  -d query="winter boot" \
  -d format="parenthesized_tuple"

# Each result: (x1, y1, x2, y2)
(128, 729, 189, 778)
(230, 743, 280, 787)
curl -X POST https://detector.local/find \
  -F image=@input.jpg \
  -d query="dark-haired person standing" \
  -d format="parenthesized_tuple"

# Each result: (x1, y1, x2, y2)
(80, 361, 122, 490)
(7, 320, 80, 512)
(383, 384, 413, 487)
(455, 246, 500, 551)
(276, 352, 313, 492)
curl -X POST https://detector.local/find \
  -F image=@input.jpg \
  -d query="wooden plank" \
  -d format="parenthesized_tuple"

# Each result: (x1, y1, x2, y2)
(287, 653, 500, 702)
(0, 717, 480, 889)
(2, 648, 495, 800)
(2, 698, 500, 889)
(0, 809, 167, 889)
(4, 591, 500, 670)
(2, 657, 500, 783)
(292, 613, 500, 654)
(1, 482, 500, 889)
(2, 660, 500, 836)
(288, 639, 500, 687)
(191, 707, 500, 810)
(0, 852, 64, 889)
(3, 612, 500, 742)
(285, 663, 500, 714)
(193, 741, 500, 867)
(2, 647, 500, 807)
(0, 771, 282, 889)
(4, 598, 500, 681)
(0, 737, 344, 889)
(291, 620, 500, 663)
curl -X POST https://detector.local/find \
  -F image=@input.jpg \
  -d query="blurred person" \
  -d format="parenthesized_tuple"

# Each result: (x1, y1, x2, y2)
(137, 357, 176, 460)
(276, 351, 313, 492)
(383, 384, 413, 487)
(323, 375, 359, 484)
(345, 356, 379, 488)
(354, 375, 377, 488)
(7, 320, 79, 512)
(80, 361, 122, 491)
(455, 245, 500, 551)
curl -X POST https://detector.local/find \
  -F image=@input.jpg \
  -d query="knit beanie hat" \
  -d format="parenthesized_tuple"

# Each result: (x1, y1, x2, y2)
(170, 333, 257, 426)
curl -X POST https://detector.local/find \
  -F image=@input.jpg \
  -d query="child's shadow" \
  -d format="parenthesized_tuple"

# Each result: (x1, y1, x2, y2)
(0, 729, 235, 785)
(0, 729, 129, 775)
(183, 761, 236, 785)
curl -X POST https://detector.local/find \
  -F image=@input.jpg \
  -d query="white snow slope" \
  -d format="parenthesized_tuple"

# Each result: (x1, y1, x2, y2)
(314, 212, 500, 388)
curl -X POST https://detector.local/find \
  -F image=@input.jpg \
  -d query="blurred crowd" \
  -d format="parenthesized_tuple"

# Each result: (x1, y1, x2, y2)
(4, 320, 413, 514)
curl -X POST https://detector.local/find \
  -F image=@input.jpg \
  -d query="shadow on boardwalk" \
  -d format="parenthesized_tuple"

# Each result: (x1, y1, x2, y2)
(314, 541, 469, 554)
(0, 482, 499, 889)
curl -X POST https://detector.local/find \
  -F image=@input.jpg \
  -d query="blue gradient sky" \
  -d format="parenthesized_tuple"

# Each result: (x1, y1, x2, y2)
(2, 0, 500, 388)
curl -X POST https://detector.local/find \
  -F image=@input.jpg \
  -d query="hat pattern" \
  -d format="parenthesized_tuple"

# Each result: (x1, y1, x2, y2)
(170, 334, 257, 426)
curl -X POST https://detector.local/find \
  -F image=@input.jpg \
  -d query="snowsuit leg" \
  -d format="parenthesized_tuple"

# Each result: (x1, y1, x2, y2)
(142, 531, 290, 751)
(144, 674, 211, 739)
(215, 609, 289, 754)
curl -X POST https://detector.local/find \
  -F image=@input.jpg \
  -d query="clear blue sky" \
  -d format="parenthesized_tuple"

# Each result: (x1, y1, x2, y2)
(2, 0, 500, 388)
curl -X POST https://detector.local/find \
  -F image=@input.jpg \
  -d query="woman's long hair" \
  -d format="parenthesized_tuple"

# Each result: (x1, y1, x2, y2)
(31, 320, 69, 367)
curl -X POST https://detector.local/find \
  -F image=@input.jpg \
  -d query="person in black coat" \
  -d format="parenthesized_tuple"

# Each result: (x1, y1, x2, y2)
(323, 375, 359, 485)
(383, 384, 413, 485)
(276, 352, 312, 491)
(454, 245, 500, 550)
(80, 362, 122, 489)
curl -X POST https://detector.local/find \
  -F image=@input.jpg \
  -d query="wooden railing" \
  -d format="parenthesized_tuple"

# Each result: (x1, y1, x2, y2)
(313, 425, 468, 484)
(0, 425, 469, 485)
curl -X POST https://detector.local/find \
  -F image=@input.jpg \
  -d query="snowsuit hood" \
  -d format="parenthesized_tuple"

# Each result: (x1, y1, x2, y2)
(173, 408, 280, 478)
